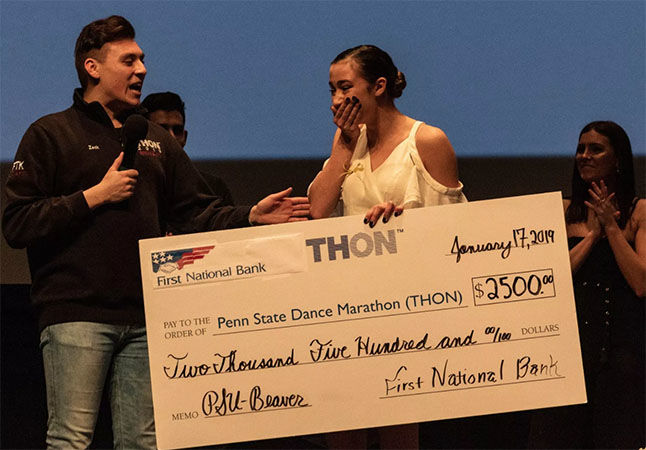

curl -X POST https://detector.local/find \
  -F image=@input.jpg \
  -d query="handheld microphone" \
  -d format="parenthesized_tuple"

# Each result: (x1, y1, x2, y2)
(120, 114, 148, 170)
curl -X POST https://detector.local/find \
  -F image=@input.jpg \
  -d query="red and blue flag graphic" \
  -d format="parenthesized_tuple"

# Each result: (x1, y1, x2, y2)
(152, 246, 214, 273)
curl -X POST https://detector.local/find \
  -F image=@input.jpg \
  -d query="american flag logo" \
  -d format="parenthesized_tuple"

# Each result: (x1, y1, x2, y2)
(151, 246, 215, 273)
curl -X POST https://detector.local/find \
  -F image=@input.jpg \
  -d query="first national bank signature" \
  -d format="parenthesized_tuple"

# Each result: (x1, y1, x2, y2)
(449, 227, 555, 263)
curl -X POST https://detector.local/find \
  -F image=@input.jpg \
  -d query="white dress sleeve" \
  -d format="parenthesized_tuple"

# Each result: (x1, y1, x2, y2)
(401, 147, 467, 208)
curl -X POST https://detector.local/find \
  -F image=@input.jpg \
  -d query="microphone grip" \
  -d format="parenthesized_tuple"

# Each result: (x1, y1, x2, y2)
(120, 114, 148, 170)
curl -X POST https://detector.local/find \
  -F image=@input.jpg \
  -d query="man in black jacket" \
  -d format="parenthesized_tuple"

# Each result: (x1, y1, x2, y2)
(2, 15, 308, 449)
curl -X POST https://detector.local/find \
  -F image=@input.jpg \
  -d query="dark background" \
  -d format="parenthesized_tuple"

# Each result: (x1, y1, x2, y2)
(2, 156, 644, 448)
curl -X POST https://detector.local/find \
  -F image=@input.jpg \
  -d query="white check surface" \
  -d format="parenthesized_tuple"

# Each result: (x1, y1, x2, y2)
(139, 192, 586, 449)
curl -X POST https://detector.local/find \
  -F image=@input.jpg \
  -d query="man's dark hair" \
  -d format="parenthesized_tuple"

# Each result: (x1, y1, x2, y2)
(141, 92, 186, 122)
(74, 15, 135, 89)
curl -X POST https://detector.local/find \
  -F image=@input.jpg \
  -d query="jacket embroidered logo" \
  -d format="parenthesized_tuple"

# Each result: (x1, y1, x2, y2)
(10, 160, 25, 175)
(138, 139, 162, 156)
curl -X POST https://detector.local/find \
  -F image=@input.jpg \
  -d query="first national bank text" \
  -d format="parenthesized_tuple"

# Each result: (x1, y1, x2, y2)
(157, 263, 265, 287)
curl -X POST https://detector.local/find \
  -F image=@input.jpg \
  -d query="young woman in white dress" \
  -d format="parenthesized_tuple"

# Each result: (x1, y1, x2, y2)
(309, 45, 465, 228)
(308, 44, 467, 449)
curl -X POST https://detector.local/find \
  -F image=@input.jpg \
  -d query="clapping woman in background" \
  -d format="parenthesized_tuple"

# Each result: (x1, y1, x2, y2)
(530, 121, 645, 448)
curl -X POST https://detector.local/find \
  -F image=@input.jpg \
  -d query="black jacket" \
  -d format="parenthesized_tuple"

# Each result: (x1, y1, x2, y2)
(3, 90, 251, 330)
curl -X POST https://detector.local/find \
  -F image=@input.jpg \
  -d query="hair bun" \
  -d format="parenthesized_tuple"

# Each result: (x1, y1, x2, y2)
(391, 70, 407, 98)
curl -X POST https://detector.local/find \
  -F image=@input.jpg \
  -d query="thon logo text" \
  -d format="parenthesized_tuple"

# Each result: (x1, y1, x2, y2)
(306, 230, 397, 262)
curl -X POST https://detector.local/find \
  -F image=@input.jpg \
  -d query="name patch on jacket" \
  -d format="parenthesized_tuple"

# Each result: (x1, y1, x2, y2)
(10, 160, 26, 176)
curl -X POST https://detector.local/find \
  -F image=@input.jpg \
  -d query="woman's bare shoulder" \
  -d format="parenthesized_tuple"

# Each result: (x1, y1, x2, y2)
(630, 198, 646, 224)
(415, 124, 451, 151)
(414, 123, 459, 187)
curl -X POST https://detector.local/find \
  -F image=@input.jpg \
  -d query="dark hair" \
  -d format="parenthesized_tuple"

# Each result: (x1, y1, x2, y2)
(332, 45, 407, 99)
(74, 15, 136, 89)
(141, 92, 186, 122)
(565, 121, 636, 228)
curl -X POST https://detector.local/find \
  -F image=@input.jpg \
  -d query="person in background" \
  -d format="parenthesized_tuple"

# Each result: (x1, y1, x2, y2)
(2, 15, 308, 449)
(308, 44, 467, 449)
(142, 91, 235, 207)
(529, 121, 645, 448)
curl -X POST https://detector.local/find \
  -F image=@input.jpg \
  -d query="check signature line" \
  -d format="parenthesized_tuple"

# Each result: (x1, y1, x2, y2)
(379, 375, 566, 399)
(212, 305, 468, 337)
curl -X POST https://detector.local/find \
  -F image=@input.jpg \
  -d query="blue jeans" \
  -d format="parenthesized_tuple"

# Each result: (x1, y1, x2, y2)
(40, 322, 156, 449)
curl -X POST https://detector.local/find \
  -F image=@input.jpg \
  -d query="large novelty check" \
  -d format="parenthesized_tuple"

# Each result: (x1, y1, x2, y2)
(139, 192, 586, 449)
